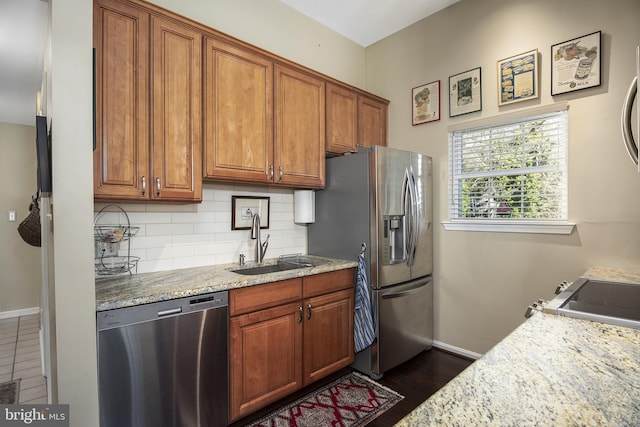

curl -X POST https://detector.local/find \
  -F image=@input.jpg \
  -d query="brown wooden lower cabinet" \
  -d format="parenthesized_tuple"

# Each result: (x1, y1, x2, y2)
(303, 288, 354, 386)
(229, 269, 355, 422)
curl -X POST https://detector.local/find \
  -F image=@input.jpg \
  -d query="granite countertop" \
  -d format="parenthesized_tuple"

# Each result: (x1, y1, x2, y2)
(95, 255, 357, 311)
(397, 267, 640, 426)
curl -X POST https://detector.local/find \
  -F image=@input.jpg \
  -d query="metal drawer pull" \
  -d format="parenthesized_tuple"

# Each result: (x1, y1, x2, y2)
(278, 166, 283, 181)
(268, 165, 274, 180)
(141, 176, 146, 195)
(306, 303, 312, 320)
(297, 306, 303, 323)
(158, 308, 182, 317)
(156, 177, 160, 196)
(381, 287, 424, 299)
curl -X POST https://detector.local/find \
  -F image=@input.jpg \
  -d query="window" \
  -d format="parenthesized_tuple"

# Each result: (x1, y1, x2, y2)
(445, 105, 573, 234)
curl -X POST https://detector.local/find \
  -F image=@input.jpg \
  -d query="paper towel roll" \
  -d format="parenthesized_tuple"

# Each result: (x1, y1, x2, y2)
(294, 190, 315, 224)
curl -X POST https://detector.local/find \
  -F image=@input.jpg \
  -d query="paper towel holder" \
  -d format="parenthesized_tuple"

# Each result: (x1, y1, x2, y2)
(294, 190, 315, 224)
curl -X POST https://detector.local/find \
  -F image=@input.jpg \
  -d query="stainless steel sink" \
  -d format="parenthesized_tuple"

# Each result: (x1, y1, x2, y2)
(231, 256, 329, 276)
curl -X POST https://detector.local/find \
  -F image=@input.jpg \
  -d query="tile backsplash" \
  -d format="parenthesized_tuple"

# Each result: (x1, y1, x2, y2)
(95, 182, 308, 274)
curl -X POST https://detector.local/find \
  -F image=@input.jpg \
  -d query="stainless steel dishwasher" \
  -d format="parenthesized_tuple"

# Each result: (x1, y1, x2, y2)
(97, 291, 228, 427)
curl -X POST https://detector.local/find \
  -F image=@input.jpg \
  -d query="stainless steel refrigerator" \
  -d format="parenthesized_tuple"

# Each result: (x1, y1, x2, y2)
(308, 146, 433, 379)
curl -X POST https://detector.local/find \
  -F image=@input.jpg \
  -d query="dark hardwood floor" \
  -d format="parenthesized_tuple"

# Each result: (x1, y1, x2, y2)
(229, 348, 474, 426)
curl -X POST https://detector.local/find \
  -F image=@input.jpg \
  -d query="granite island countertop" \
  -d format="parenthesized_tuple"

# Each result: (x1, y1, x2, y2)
(396, 266, 640, 426)
(95, 255, 357, 311)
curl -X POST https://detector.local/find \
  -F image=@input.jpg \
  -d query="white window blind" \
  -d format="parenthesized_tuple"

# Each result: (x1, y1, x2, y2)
(448, 110, 568, 223)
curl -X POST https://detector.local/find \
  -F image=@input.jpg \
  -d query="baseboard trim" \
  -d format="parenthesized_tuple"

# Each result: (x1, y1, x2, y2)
(0, 307, 40, 320)
(433, 340, 482, 360)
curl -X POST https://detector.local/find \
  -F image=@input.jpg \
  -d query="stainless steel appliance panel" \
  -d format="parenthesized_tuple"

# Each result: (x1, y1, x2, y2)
(408, 152, 433, 280)
(374, 277, 433, 374)
(97, 292, 228, 427)
(309, 152, 371, 271)
(373, 147, 432, 287)
(309, 146, 433, 378)
(374, 147, 412, 287)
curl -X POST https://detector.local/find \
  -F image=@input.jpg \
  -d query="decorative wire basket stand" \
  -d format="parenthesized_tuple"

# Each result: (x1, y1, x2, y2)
(94, 205, 140, 275)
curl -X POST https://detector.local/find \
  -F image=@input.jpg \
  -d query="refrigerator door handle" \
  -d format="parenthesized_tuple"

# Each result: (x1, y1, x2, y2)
(405, 169, 419, 267)
(402, 169, 413, 265)
(409, 169, 420, 265)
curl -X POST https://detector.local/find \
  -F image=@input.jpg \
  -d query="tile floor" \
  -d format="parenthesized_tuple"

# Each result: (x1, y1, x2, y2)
(0, 314, 48, 403)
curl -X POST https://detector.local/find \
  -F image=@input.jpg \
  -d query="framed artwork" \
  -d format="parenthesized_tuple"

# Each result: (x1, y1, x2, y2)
(497, 49, 539, 106)
(231, 196, 270, 230)
(412, 80, 440, 125)
(551, 31, 601, 95)
(449, 67, 482, 117)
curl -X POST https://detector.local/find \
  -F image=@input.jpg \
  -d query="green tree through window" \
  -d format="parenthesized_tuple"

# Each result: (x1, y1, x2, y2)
(450, 110, 567, 221)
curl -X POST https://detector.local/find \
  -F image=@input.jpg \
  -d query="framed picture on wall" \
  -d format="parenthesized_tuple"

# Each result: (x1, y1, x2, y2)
(551, 31, 601, 95)
(231, 196, 270, 230)
(497, 49, 539, 106)
(412, 80, 440, 125)
(449, 67, 482, 117)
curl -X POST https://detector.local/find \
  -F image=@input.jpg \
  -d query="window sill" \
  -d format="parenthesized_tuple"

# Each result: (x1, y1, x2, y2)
(441, 221, 575, 235)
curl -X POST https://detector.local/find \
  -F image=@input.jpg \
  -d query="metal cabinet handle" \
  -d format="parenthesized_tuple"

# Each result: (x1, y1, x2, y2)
(155, 177, 160, 196)
(306, 303, 312, 320)
(278, 166, 283, 181)
(268, 165, 274, 180)
(141, 176, 146, 196)
(297, 306, 303, 323)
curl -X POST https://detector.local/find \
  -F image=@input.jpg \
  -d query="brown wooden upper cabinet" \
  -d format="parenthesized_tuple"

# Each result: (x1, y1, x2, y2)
(95, 0, 386, 197)
(325, 82, 358, 154)
(93, 0, 202, 202)
(274, 65, 325, 188)
(359, 94, 388, 149)
(326, 82, 389, 155)
(203, 38, 274, 184)
(203, 48, 325, 189)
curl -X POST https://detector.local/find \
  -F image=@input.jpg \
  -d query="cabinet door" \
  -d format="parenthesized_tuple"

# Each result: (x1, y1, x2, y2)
(274, 64, 325, 188)
(230, 302, 303, 421)
(203, 39, 273, 183)
(151, 16, 202, 201)
(358, 95, 388, 148)
(303, 288, 354, 386)
(326, 82, 358, 155)
(93, 0, 149, 200)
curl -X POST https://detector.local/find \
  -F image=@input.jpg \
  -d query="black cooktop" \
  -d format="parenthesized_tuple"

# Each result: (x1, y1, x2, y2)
(560, 279, 640, 322)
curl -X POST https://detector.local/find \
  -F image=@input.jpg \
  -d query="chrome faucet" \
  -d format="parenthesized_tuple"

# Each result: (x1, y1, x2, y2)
(250, 213, 269, 264)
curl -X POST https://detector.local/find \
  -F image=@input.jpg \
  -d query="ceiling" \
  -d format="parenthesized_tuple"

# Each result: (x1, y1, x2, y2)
(0, 0, 458, 126)
(281, 0, 459, 47)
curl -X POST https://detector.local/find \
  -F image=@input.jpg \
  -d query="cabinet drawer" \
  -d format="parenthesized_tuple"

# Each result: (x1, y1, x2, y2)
(230, 278, 302, 316)
(303, 268, 355, 298)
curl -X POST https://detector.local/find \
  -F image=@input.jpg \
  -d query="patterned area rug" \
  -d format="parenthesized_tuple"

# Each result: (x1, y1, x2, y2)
(247, 372, 403, 427)
(0, 379, 20, 404)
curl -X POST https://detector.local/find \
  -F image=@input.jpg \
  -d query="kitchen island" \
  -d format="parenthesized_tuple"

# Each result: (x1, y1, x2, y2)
(397, 267, 640, 426)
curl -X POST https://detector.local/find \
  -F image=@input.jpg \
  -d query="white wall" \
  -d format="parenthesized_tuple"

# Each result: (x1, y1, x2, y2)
(365, 0, 640, 353)
(95, 183, 308, 273)
(0, 122, 41, 315)
(50, 0, 98, 423)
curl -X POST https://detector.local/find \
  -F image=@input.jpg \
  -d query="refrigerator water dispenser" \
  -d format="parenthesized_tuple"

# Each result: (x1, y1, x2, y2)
(383, 215, 407, 265)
